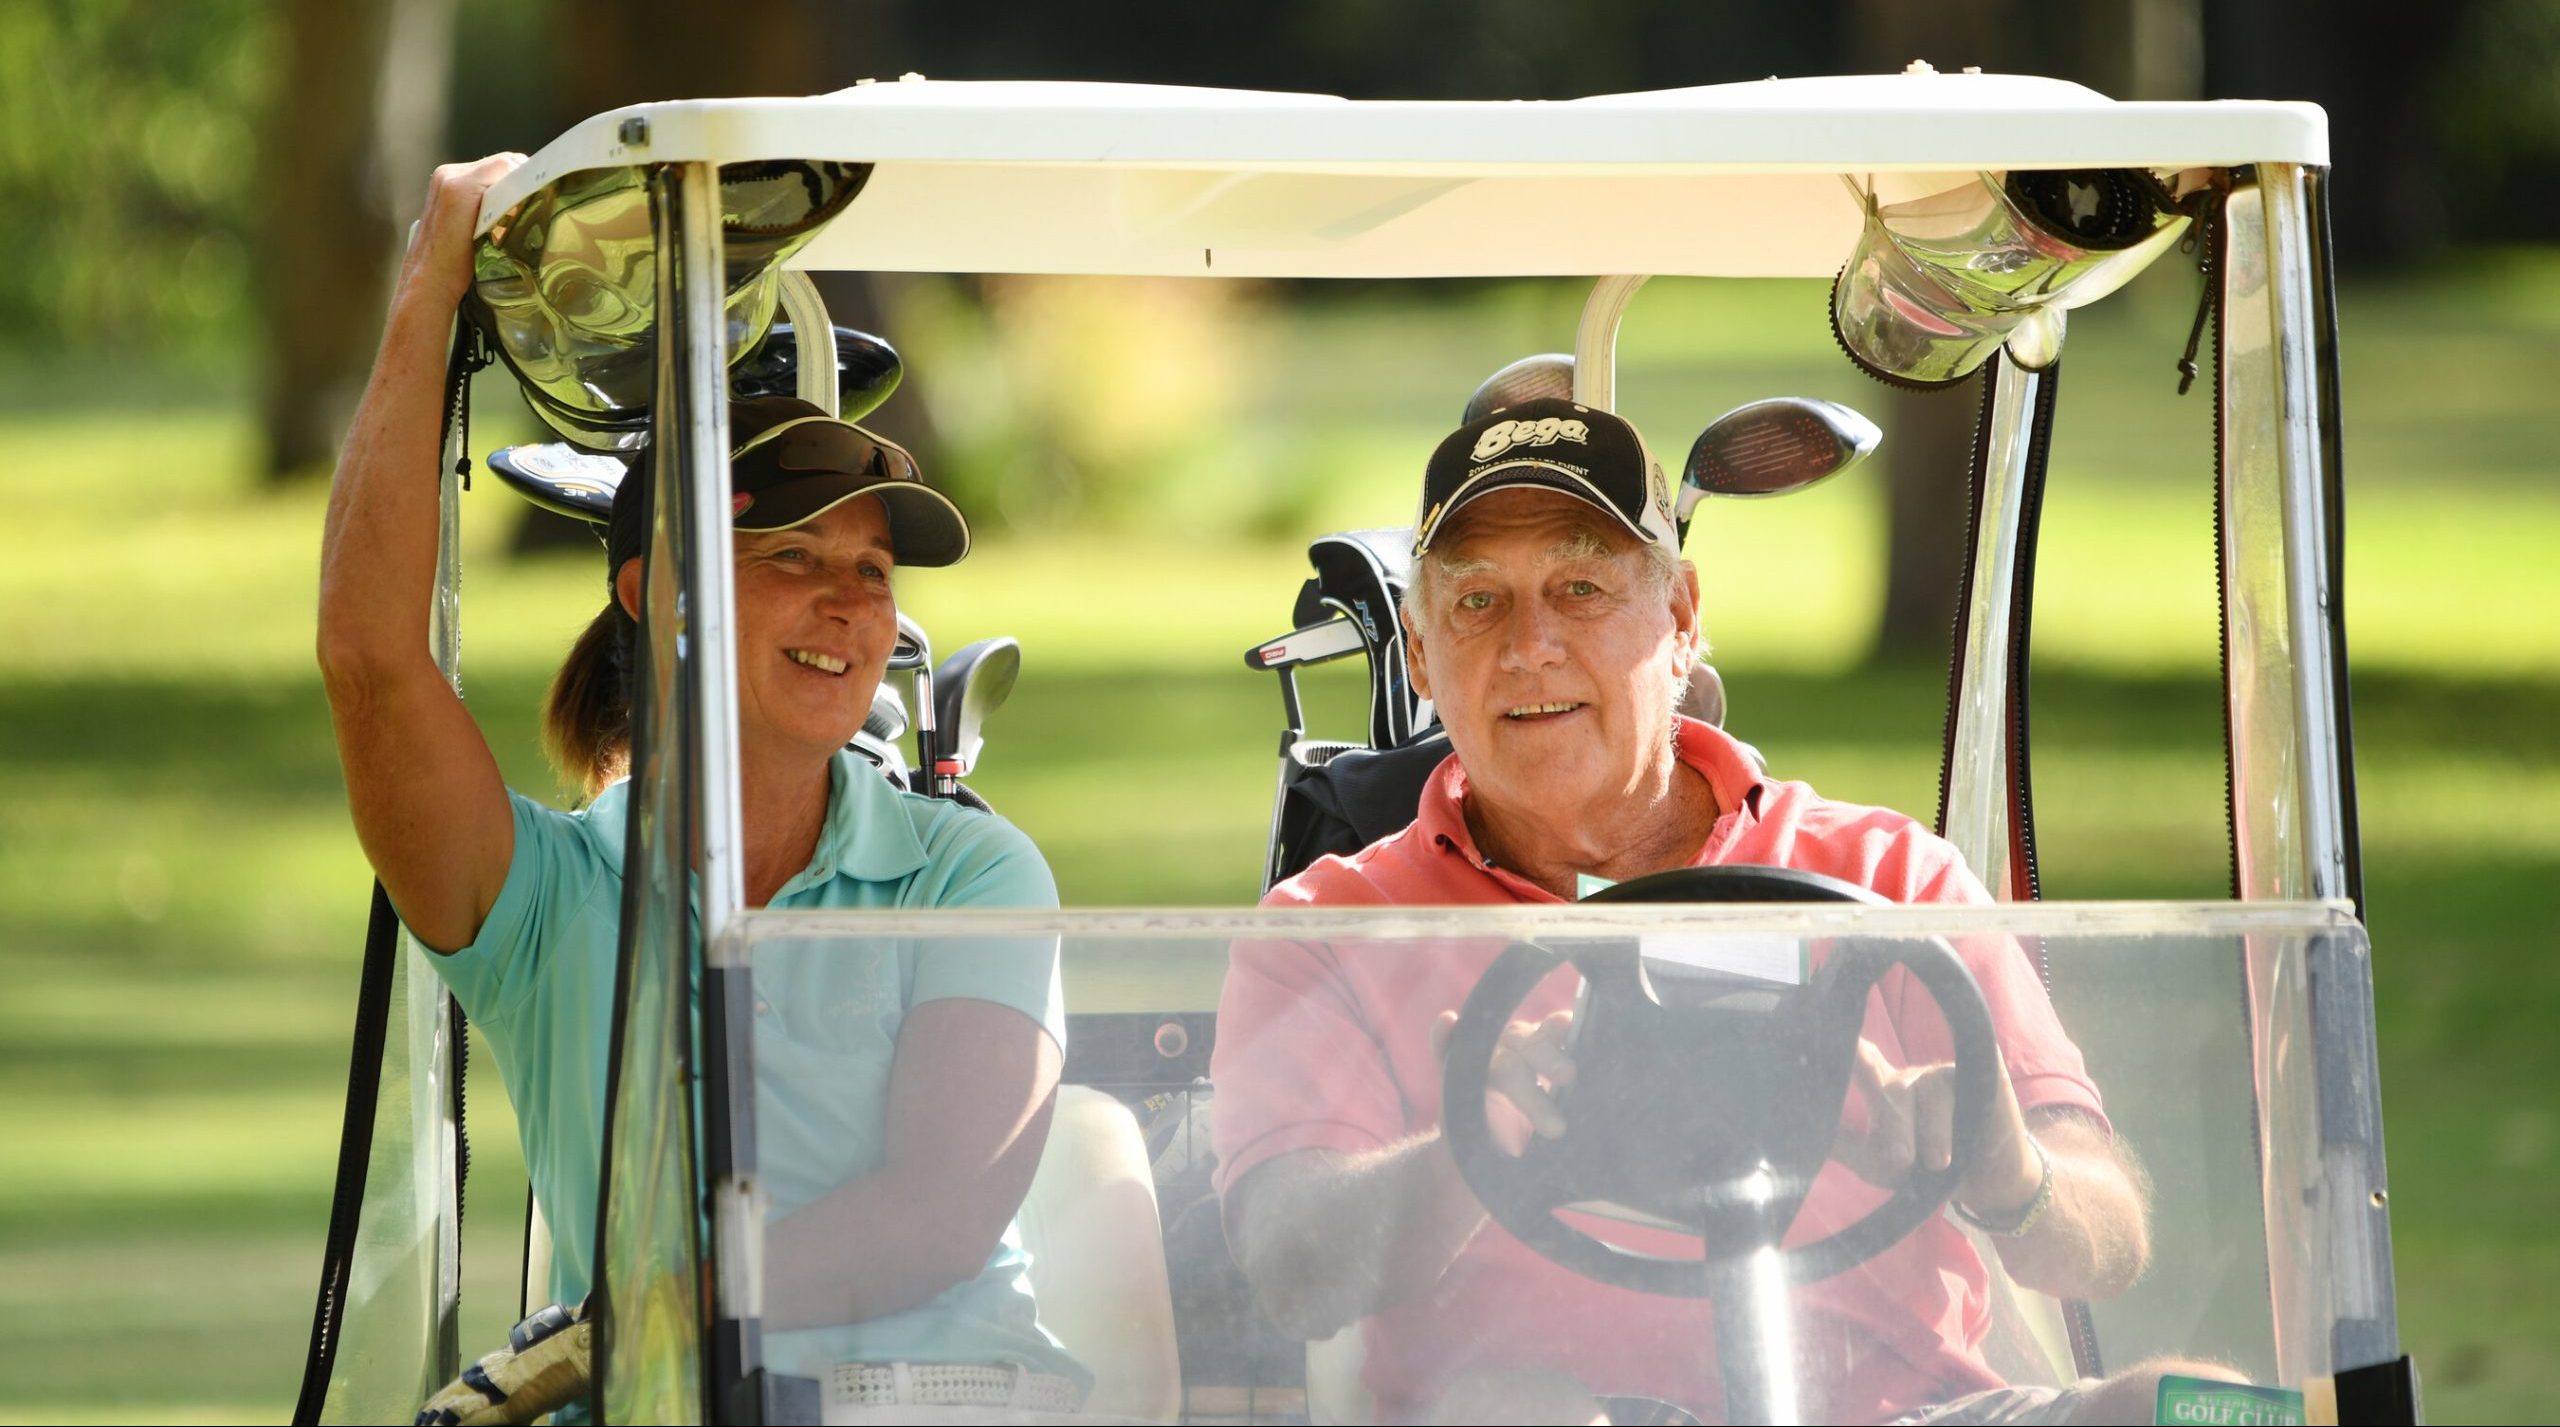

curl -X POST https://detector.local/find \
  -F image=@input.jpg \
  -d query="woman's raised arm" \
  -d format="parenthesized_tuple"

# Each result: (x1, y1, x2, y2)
(316, 154, 525, 952)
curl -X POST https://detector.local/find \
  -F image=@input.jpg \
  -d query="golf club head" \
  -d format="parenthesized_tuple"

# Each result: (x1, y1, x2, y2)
(1246, 615, 1368, 673)
(888, 612, 931, 672)
(731, 322, 904, 424)
(1462, 353, 1576, 422)
(932, 637, 1023, 780)
(850, 679, 913, 789)
(1678, 397, 1881, 528)
(484, 442, 633, 523)
(862, 680, 909, 743)
(484, 325, 905, 522)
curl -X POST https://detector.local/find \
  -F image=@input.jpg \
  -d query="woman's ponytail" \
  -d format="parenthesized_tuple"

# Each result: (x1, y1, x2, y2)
(541, 600, 635, 801)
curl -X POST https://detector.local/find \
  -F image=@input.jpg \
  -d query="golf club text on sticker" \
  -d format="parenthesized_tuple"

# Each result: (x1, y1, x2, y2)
(2153, 1375, 2304, 1426)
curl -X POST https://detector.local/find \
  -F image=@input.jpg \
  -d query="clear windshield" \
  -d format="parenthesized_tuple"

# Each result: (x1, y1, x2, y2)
(726, 901, 2376, 1425)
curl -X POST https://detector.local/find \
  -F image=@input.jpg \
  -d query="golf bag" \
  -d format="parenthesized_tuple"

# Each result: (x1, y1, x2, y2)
(1251, 528, 1450, 891)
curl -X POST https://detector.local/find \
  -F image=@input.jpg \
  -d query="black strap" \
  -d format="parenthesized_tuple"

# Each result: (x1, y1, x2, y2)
(443, 316, 492, 490)
(294, 318, 485, 1424)
(290, 883, 402, 1425)
(1931, 368, 2003, 840)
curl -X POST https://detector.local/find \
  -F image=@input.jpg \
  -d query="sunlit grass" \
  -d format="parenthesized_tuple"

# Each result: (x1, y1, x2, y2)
(9, 389, 2558, 694)
(3, 256, 2557, 1421)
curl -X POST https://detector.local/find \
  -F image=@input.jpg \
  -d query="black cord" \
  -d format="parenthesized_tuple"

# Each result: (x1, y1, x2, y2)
(290, 884, 403, 1425)
(442, 320, 492, 487)
(2176, 189, 2226, 396)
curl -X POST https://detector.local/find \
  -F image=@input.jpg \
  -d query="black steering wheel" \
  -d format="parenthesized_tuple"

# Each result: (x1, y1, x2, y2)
(1439, 865, 2002, 1296)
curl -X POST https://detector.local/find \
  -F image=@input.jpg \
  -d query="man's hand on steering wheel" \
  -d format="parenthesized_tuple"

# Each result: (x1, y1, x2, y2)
(1833, 1039, 2045, 1226)
(1432, 1007, 1576, 1156)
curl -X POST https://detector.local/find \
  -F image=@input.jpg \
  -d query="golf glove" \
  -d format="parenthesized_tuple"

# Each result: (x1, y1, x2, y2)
(415, 1298, 589, 1426)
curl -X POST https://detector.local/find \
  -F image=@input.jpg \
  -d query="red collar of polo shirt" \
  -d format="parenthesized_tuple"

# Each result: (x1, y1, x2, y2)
(1421, 718, 1768, 892)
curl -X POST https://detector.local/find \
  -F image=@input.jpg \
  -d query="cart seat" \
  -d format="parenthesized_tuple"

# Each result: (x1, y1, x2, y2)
(1015, 1084, 1181, 1420)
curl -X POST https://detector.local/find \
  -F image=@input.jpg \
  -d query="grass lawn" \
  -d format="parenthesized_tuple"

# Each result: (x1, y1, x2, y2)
(2, 260, 2555, 1421)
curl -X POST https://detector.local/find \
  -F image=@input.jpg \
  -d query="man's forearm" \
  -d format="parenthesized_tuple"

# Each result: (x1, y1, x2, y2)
(1232, 1134, 1489, 1341)
(1988, 1116, 2152, 1300)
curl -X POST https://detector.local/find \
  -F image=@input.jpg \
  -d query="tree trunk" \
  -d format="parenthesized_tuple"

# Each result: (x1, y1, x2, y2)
(255, 0, 455, 484)
(2207, 0, 2477, 266)
(1872, 374, 1988, 658)
(256, 0, 392, 483)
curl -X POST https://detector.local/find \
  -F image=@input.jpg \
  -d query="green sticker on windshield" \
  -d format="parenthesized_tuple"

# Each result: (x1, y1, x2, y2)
(2155, 1375, 2304, 1425)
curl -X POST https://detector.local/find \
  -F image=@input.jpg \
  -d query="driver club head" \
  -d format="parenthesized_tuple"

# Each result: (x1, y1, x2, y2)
(1462, 353, 1577, 422)
(731, 322, 904, 424)
(931, 637, 1022, 780)
(1678, 397, 1881, 529)
(1461, 358, 1879, 536)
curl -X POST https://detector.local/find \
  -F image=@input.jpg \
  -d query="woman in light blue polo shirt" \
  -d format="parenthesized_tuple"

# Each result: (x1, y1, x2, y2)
(318, 155, 1085, 1417)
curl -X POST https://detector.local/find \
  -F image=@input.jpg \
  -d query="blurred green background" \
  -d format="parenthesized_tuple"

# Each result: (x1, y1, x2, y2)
(3, 1, 2557, 1422)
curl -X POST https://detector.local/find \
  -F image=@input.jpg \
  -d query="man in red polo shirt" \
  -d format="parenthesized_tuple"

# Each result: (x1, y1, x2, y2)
(1210, 398, 2176, 1424)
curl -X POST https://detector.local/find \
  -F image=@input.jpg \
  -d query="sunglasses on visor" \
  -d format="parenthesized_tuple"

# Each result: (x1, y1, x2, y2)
(731, 415, 922, 493)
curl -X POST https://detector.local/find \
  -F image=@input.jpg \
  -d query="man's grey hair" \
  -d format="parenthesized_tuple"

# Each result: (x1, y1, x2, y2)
(1401, 513, 1695, 714)
(1401, 519, 1683, 626)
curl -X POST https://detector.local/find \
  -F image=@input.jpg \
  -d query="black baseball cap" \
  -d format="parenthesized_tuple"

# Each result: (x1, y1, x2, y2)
(575, 396, 969, 576)
(717, 396, 968, 565)
(1411, 397, 1676, 556)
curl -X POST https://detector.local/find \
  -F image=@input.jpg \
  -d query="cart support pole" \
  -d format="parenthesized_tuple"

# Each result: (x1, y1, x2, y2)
(1570, 275, 1648, 411)
(1942, 361, 2039, 902)
(2259, 166, 2352, 905)
(660, 158, 766, 1422)
(1706, 1235, 1800, 1426)
(2222, 169, 2352, 905)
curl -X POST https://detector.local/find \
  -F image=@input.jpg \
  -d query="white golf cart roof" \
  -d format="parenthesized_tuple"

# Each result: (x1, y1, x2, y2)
(476, 72, 2327, 278)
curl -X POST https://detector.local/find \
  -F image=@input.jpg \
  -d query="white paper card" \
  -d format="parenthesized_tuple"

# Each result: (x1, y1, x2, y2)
(1639, 932, 1806, 986)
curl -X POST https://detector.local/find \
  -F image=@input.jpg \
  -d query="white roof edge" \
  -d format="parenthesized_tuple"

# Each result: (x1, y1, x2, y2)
(476, 74, 2329, 237)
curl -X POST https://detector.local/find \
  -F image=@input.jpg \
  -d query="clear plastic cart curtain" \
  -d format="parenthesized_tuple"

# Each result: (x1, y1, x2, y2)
(726, 900, 2384, 1424)
(308, 928, 463, 1422)
(590, 269, 709, 1422)
(302, 380, 470, 1425)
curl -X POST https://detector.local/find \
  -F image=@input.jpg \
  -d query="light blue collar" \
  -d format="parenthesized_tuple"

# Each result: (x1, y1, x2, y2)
(808, 749, 930, 886)
(581, 749, 930, 896)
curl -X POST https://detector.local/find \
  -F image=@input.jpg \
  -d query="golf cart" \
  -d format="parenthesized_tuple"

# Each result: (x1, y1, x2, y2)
(293, 74, 2412, 1424)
